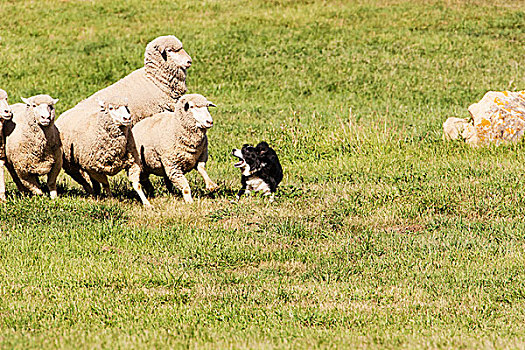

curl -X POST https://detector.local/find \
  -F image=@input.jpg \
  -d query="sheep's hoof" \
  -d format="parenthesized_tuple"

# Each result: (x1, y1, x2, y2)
(206, 183, 219, 192)
(142, 199, 153, 208)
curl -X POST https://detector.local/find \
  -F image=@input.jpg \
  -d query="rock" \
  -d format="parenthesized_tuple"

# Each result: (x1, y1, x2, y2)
(443, 90, 525, 146)
(442, 117, 470, 141)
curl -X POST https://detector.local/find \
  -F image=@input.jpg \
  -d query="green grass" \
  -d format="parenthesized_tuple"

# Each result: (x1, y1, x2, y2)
(1, 0, 525, 348)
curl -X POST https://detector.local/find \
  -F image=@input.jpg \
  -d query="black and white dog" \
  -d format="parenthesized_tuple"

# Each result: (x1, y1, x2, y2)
(231, 142, 283, 200)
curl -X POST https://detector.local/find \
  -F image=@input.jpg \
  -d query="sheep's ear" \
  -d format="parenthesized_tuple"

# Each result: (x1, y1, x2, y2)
(184, 102, 190, 112)
(52, 98, 59, 105)
(159, 44, 168, 61)
(21, 97, 30, 105)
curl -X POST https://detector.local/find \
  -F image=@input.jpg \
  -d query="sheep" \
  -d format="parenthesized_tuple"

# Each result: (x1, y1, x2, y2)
(57, 35, 192, 128)
(130, 94, 218, 204)
(3, 95, 62, 199)
(0, 89, 13, 202)
(56, 96, 151, 207)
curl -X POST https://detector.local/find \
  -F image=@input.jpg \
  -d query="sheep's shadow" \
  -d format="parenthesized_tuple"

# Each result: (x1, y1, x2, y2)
(3, 176, 238, 203)
(100, 176, 238, 202)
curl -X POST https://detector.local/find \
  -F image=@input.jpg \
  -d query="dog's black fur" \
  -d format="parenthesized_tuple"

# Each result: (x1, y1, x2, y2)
(232, 141, 283, 198)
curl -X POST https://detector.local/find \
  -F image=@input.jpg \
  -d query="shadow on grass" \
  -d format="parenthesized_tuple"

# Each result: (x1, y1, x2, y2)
(5, 176, 299, 206)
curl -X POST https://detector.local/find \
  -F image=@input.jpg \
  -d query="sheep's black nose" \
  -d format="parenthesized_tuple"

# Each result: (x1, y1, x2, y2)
(4, 110, 9, 113)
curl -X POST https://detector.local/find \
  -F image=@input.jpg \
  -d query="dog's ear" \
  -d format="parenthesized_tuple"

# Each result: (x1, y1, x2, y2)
(257, 142, 269, 154)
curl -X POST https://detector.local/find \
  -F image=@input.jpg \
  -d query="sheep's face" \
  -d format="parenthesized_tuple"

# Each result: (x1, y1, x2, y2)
(0, 95, 12, 121)
(22, 96, 58, 126)
(165, 46, 192, 71)
(108, 104, 132, 126)
(98, 98, 132, 126)
(183, 99, 216, 129)
(146, 35, 192, 73)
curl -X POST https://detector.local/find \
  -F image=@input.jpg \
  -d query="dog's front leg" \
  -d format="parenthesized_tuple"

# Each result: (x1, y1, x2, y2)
(236, 176, 248, 200)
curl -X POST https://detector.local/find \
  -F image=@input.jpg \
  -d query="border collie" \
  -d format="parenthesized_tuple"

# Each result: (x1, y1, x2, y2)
(231, 141, 283, 200)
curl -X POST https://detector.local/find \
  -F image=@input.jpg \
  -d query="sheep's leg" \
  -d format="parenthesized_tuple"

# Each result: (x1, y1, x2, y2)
(165, 166, 192, 203)
(0, 159, 5, 202)
(128, 163, 152, 207)
(86, 172, 101, 196)
(196, 162, 218, 192)
(91, 179, 101, 196)
(139, 173, 155, 198)
(64, 168, 94, 195)
(46, 155, 62, 199)
(78, 169, 100, 195)
(162, 174, 175, 194)
(89, 172, 111, 198)
(5, 162, 28, 192)
(19, 174, 44, 196)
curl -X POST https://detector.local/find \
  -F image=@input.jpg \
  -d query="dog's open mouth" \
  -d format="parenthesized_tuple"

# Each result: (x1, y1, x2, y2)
(234, 160, 246, 168)
(231, 149, 246, 168)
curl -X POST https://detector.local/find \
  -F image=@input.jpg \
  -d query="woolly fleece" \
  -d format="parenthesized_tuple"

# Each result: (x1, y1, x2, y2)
(3, 95, 62, 197)
(131, 94, 218, 203)
(56, 35, 190, 130)
(59, 96, 151, 206)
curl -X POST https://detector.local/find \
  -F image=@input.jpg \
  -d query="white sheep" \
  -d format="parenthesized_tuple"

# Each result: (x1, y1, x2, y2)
(3, 95, 62, 199)
(57, 35, 192, 128)
(131, 94, 218, 203)
(0, 89, 13, 202)
(57, 96, 151, 207)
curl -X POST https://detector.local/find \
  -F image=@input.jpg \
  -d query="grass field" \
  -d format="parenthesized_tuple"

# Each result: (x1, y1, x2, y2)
(1, 0, 525, 348)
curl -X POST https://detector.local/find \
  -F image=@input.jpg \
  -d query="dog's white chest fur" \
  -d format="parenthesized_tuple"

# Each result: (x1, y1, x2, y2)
(246, 177, 270, 194)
